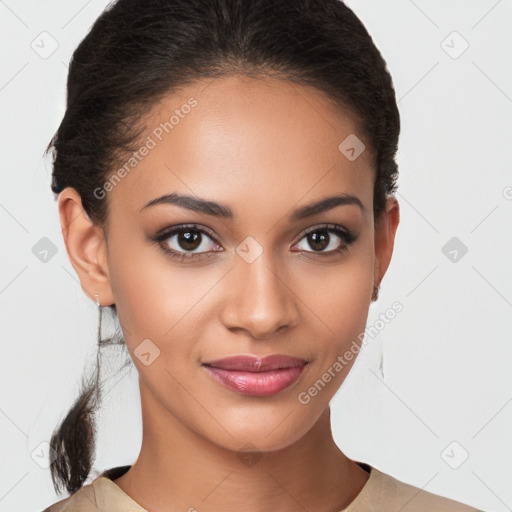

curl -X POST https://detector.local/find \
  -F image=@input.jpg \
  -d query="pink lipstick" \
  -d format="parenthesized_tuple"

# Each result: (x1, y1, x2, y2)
(202, 354, 308, 396)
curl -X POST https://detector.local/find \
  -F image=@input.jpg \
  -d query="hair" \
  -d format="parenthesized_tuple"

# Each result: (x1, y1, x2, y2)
(45, 0, 400, 496)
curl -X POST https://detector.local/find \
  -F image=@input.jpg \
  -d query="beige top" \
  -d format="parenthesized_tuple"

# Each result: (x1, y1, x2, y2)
(42, 465, 482, 511)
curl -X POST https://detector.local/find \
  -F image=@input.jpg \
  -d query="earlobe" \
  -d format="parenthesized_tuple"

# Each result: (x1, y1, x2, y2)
(373, 195, 400, 296)
(57, 187, 115, 305)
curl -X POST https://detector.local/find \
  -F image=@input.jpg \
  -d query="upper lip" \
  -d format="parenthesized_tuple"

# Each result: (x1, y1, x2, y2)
(202, 354, 308, 372)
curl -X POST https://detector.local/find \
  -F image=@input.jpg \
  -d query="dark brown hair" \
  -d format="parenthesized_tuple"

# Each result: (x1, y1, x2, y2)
(45, 0, 400, 496)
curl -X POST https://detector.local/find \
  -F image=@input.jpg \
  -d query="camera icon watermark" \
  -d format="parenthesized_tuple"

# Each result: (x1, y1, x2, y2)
(236, 236, 263, 263)
(30, 31, 59, 59)
(441, 440, 469, 469)
(32, 236, 58, 263)
(134, 338, 161, 366)
(338, 134, 366, 161)
(441, 31, 469, 60)
(441, 236, 468, 263)
(237, 442, 262, 467)
(31, 441, 58, 469)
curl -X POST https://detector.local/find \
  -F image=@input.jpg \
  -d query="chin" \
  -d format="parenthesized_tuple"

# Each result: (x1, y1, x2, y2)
(202, 408, 322, 455)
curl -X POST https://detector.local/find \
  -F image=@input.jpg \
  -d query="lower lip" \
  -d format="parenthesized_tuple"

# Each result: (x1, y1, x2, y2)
(202, 364, 308, 396)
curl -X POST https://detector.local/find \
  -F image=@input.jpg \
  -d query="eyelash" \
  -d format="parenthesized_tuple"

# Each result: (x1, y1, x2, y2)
(150, 223, 357, 263)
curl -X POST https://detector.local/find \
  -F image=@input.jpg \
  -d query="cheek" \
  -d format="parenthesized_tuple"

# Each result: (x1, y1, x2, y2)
(297, 256, 373, 340)
(106, 233, 175, 337)
(107, 238, 219, 360)
(327, 270, 372, 340)
(291, 248, 374, 397)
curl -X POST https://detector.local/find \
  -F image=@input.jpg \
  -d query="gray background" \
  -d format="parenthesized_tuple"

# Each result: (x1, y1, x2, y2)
(1, 1, 511, 511)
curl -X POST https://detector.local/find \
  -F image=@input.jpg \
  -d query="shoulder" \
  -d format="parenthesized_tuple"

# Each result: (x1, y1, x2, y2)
(40, 481, 99, 512)
(40, 472, 147, 512)
(360, 468, 482, 512)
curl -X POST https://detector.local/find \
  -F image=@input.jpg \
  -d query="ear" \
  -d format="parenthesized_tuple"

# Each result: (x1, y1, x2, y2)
(373, 195, 400, 292)
(57, 187, 115, 306)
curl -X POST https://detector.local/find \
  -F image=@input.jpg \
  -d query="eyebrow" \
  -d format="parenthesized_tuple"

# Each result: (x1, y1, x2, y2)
(140, 192, 364, 220)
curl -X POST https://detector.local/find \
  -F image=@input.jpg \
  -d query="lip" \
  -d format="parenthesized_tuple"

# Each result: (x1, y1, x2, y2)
(203, 354, 308, 371)
(202, 354, 309, 396)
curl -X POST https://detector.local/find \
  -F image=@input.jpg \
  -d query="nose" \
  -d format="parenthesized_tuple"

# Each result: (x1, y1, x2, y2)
(219, 251, 300, 339)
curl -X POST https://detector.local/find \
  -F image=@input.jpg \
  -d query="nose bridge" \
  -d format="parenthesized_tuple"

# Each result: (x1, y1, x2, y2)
(220, 241, 299, 338)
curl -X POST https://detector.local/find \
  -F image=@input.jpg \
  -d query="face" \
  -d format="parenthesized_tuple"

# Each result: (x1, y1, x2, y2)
(61, 74, 399, 453)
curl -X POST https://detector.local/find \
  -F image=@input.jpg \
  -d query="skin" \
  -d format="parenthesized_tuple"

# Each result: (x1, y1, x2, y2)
(58, 74, 399, 512)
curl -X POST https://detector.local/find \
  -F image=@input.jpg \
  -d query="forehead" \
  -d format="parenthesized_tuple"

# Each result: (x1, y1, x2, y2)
(106, 74, 375, 221)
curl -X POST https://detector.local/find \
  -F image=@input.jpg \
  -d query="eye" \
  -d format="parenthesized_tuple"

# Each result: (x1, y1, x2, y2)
(150, 222, 357, 264)
(292, 223, 357, 257)
(150, 224, 222, 263)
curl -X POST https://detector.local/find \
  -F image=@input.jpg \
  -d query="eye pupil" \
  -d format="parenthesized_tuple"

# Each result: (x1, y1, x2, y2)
(308, 230, 329, 251)
(179, 230, 201, 250)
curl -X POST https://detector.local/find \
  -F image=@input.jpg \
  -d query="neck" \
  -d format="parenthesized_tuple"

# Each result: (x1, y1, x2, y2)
(113, 382, 370, 512)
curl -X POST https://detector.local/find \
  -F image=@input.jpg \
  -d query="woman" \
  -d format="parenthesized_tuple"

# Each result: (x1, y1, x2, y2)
(41, 0, 480, 510)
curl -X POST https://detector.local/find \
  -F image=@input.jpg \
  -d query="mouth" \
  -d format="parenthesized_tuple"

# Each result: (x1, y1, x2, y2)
(201, 354, 309, 396)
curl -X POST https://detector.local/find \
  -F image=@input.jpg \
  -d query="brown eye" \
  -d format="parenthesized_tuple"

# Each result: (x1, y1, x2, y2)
(150, 224, 223, 263)
(306, 230, 330, 251)
(176, 229, 203, 251)
(294, 224, 355, 254)
(162, 227, 219, 254)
